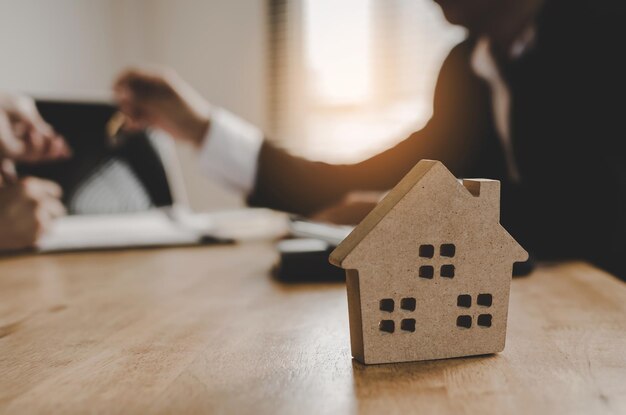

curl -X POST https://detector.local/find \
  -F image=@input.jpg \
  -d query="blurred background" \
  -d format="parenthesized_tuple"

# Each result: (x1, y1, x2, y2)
(0, 0, 464, 211)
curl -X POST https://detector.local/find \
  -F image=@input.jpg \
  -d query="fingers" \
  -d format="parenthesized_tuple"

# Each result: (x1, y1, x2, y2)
(114, 81, 149, 130)
(25, 105, 55, 137)
(34, 190, 66, 249)
(23, 178, 66, 239)
(114, 68, 173, 128)
(45, 134, 72, 159)
(0, 96, 72, 162)
(114, 66, 181, 109)
(114, 67, 170, 105)
(19, 121, 72, 163)
(114, 66, 174, 94)
(46, 197, 67, 218)
(0, 158, 17, 185)
(310, 191, 384, 225)
(113, 66, 212, 143)
(20, 134, 71, 163)
(0, 177, 66, 250)
(0, 110, 26, 158)
(310, 201, 375, 225)
(21, 176, 63, 199)
(36, 195, 66, 223)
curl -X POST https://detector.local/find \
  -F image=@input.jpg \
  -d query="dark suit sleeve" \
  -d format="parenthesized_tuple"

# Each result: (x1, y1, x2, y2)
(248, 41, 490, 215)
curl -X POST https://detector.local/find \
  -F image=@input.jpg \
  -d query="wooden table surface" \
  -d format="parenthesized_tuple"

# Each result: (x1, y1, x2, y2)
(0, 243, 625, 415)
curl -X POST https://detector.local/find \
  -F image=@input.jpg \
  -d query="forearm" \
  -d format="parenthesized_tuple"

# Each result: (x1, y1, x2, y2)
(247, 126, 464, 215)
(247, 141, 363, 215)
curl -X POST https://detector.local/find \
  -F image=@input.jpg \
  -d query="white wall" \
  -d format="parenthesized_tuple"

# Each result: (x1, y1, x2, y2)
(0, 0, 267, 211)
(143, 0, 268, 211)
(0, 0, 120, 97)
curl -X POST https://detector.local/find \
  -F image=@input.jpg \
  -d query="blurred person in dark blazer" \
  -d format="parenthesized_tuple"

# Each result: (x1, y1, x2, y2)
(0, 93, 69, 251)
(114, 0, 626, 279)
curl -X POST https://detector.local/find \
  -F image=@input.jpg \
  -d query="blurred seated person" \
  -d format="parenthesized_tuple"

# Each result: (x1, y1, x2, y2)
(0, 93, 70, 251)
(113, 0, 625, 279)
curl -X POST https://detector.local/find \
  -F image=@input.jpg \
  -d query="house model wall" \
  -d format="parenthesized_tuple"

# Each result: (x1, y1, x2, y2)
(330, 160, 528, 364)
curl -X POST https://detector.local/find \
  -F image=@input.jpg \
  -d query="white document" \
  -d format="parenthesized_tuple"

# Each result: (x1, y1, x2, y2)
(37, 210, 203, 252)
(36, 208, 290, 253)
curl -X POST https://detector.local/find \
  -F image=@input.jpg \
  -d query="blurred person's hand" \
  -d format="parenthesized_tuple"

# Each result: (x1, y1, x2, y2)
(0, 93, 71, 165)
(0, 177, 66, 251)
(310, 191, 385, 225)
(113, 67, 212, 146)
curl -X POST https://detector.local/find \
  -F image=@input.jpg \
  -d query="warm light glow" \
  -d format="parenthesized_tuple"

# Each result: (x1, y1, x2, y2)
(304, 0, 372, 106)
(296, 0, 465, 162)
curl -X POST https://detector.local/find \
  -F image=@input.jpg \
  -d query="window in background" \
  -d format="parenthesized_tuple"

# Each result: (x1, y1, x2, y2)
(268, 0, 465, 163)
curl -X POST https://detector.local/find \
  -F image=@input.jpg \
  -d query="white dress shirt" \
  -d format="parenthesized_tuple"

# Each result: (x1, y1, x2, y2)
(470, 27, 536, 183)
(199, 31, 536, 195)
(198, 107, 263, 195)
(471, 38, 522, 182)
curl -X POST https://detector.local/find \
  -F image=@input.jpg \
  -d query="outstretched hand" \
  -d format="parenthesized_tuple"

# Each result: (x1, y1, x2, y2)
(310, 191, 385, 225)
(113, 67, 212, 146)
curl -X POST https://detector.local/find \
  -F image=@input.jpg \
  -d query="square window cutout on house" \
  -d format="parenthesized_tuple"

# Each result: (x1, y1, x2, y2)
(456, 315, 472, 328)
(379, 298, 394, 312)
(401, 319, 416, 332)
(440, 244, 456, 257)
(401, 297, 416, 311)
(441, 264, 455, 278)
(419, 265, 434, 279)
(457, 294, 471, 308)
(379, 320, 395, 333)
(419, 244, 434, 258)
(477, 314, 492, 327)
(477, 293, 492, 307)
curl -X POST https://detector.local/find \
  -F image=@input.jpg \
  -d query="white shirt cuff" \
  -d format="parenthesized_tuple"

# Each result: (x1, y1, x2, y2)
(198, 108, 264, 195)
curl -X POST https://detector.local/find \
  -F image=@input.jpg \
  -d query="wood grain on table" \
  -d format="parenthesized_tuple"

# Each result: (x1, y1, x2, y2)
(0, 243, 625, 415)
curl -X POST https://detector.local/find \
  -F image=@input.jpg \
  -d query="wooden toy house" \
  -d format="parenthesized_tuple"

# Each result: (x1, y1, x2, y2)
(330, 160, 528, 364)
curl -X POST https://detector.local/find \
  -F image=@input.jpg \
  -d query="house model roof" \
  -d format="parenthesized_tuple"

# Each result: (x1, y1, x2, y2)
(330, 159, 527, 268)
